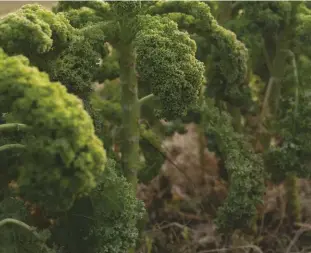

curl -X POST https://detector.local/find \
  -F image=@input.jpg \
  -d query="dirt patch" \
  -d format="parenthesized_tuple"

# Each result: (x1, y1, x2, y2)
(0, 1, 56, 17)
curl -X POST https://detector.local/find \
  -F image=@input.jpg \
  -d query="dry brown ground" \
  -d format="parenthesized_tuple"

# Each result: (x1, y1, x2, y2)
(0, 1, 56, 17)
(137, 124, 311, 253)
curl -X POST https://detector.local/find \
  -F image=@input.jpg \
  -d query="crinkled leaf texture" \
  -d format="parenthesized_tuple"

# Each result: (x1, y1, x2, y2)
(90, 159, 145, 253)
(202, 98, 264, 231)
(148, 1, 249, 106)
(48, 36, 100, 97)
(0, 48, 106, 211)
(135, 15, 205, 120)
(51, 159, 144, 253)
(0, 4, 73, 56)
(0, 4, 106, 100)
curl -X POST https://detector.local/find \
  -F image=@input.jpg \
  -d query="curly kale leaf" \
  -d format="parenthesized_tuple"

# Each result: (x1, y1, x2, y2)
(135, 15, 205, 120)
(0, 49, 106, 211)
(0, 4, 73, 56)
(149, 1, 249, 105)
(202, 98, 264, 231)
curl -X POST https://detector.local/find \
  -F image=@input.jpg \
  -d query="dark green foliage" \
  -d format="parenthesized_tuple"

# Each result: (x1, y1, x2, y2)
(264, 94, 311, 183)
(83, 98, 105, 137)
(202, 98, 264, 231)
(53, 0, 111, 21)
(0, 4, 73, 56)
(90, 159, 144, 253)
(110, 1, 142, 17)
(208, 24, 249, 105)
(91, 80, 122, 124)
(0, 4, 108, 99)
(149, 1, 249, 106)
(90, 79, 122, 151)
(95, 47, 120, 82)
(0, 0, 277, 239)
(80, 25, 108, 57)
(91, 97, 122, 126)
(295, 5, 311, 55)
(138, 124, 165, 184)
(224, 2, 302, 80)
(51, 196, 96, 253)
(0, 4, 77, 89)
(181, 104, 202, 125)
(0, 122, 27, 186)
(53, 2, 119, 45)
(0, 49, 106, 211)
(241, 2, 293, 34)
(0, 197, 55, 253)
(57, 6, 103, 28)
(163, 120, 188, 137)
(53, 0, 207, 134)
(51, 160, 142, 253)
(48, 37, 100, 97)
(0, 3, 112, 138)
(136, 15, 205, 120)
(110, 1, 143, 44)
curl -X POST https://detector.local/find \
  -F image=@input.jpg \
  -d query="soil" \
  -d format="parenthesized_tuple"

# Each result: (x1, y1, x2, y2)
(0, 1, 56, 17)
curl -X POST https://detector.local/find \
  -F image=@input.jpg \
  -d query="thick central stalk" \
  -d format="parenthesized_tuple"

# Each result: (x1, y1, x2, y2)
(119, 42, 140, 190)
